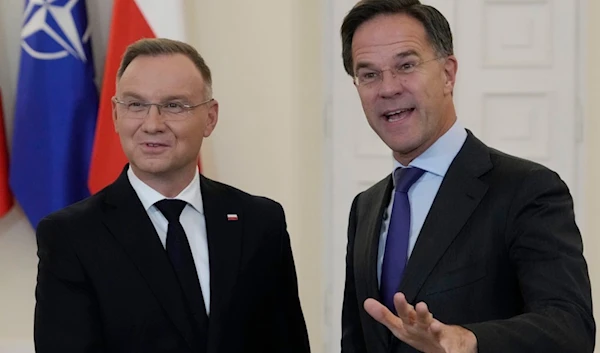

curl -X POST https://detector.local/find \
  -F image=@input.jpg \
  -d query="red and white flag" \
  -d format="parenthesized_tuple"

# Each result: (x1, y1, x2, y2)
(0, 89, 13, 217)
(88, 0, 195, 194)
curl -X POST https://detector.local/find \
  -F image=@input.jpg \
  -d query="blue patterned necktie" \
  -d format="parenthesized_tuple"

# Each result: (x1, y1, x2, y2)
(380, 167, 425, 313)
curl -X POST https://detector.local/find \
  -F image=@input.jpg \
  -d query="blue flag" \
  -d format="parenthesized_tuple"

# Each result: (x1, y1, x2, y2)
(10, 0, 98, 228)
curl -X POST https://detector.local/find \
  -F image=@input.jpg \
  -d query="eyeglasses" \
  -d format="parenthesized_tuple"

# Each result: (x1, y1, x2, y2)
(353, 56, 444, 88)
(112, 97, 214, 120)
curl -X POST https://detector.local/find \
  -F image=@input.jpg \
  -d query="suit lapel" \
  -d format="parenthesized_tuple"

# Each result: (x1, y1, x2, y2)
(354, 176, 394, 347)
(400, 133, 492, 304)
(101, 168, 200, 352)
(200, 176, 243, 350)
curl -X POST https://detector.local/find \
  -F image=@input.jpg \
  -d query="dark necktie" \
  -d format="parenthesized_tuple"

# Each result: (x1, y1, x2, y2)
(380, 167, 425, 313)
(155, 199, 208, 347)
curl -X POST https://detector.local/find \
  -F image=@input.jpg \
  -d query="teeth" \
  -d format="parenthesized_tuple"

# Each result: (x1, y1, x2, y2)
(385, 108, 413, 120)
(386, 108, 411, 117)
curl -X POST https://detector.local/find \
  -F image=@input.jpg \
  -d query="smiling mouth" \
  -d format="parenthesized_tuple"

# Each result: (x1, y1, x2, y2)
(384, 108, 415, 122)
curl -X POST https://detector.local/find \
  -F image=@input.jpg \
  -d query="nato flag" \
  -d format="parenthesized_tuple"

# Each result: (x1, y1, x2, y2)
(10, 0, 98, 228)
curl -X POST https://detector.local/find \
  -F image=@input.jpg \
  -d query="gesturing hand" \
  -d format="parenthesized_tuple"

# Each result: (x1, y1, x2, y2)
(364, 293, 477, 353)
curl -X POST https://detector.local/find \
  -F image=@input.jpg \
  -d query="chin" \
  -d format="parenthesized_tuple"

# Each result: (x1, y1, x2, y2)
(386, 137, 416, 151)
(389, 140, 422, 157)
(133, 161, 170, 175)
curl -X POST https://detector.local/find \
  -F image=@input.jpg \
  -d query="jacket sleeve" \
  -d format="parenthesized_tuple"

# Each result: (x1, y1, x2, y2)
(464, 169, 595, 353)
(34, 216, 105, 353)
(274, 203, 311, 353)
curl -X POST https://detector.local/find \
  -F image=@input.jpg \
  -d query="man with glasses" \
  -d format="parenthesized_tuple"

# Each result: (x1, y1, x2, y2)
(34, 38, 310, 353)
(340, 1, 594, 352)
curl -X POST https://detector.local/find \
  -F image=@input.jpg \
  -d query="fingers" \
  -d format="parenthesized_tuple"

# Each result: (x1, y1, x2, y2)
(364, 298, 406, 336)
(364, 298, 397, 326)
(429, 318, 444, 338)
(365, 295, 450, 353)
(394, 292, 417, 325)
(415, 301, 434, 329)
(364, 298, 386, 322)
(366, 295, 454, 353)
(364, 296, 435, 333)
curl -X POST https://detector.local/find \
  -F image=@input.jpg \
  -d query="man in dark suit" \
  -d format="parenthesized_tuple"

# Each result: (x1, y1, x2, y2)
(339, 1, 595, 352)
(34, 38, 310, 353)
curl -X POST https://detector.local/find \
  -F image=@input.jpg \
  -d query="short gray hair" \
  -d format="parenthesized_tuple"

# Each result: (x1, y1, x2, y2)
(117, 38, 213, 98)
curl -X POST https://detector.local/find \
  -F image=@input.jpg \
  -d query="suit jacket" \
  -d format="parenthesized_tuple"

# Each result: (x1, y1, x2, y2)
(34, 168, 310, 353)
(341, 132, 595, 353)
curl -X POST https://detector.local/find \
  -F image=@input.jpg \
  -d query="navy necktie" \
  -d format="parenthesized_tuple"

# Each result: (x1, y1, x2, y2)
(155, 199, 208, 348)
(380, 167, 425, 313)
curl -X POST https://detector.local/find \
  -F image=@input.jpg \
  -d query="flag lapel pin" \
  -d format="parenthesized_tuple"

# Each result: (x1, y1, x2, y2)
(227, 214, 238, 221)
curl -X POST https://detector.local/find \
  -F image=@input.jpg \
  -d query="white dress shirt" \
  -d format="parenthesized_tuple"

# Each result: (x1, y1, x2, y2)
(128, 166, 210, 314)
(377, 121, 468, 285)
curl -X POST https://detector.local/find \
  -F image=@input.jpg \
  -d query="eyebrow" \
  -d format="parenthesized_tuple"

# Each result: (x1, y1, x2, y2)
(354, 61, 378, 72)
(119, 92, 145, 100)
(395, 50, 421, 60)
(118, 92, 191, 102)
(354, 49, 422, 72)
(160, 95, 191, 102)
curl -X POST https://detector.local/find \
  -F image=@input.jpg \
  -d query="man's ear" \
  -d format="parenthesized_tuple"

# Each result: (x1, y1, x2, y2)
(203, 100, 219, 138)
(443, 55, 458, 95)
(112, 98, 119, 133)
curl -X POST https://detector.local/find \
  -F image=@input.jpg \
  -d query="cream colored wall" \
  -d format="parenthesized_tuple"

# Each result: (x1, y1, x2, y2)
(0, 0, 324, 352)
(187, 1, 324, 351)
(585, 0, 600, 349)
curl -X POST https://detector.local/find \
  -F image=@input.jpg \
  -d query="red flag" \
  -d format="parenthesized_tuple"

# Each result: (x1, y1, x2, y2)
(88, 0, 195, 194)
(0, 90, 14, 217)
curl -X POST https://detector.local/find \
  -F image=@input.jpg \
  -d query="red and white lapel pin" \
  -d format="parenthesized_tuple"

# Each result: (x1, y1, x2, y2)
(227, 214, 238, 221)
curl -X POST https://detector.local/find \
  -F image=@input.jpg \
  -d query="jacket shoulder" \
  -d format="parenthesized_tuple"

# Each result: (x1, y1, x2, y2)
(38, 190, 107, 229)
(201, 175, 285, 215)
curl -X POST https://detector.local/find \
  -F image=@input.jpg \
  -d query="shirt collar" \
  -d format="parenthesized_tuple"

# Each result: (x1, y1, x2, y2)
(127, 166, 204, 215)
(393, 120, 467, 185)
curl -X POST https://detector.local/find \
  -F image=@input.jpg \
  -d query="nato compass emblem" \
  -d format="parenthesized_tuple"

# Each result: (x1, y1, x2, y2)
(20, 0, 91, 62)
